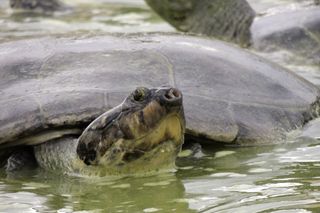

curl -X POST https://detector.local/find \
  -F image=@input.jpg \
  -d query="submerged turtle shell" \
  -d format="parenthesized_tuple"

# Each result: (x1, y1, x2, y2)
(251, 6, 320, 64)
(0, 33, 319, 146)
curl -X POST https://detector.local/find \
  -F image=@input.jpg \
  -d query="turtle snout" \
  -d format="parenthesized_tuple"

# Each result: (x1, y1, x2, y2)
(162, 88, 182, 106)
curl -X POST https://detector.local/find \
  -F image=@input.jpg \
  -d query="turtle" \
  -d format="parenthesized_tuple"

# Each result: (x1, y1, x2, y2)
(145, 0, 320, 63)
(1, 33, 320, 174)
(4, 86, 185, 176)
(251, 6, 320, 64)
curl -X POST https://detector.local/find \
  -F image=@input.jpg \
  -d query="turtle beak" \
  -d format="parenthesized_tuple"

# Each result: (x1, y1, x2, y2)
(163, 88, 182, 104)
(159, 87, 183, 109)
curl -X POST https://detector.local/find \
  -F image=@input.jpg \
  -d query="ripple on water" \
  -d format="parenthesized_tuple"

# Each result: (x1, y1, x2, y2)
(143, 207, 161, 212)
(110, 183, 131, 189)
(21, 182, 51, 190)
(212, 182, 302, 195)
(214, 151, 236, 158)
(0, 191, 48, 212)
(248, 168, 273, 173)
(271, 210, 312, 213)
(210, 173, 247, 178)
(143, 181, 172, 187)
(279, 145, 320, 163)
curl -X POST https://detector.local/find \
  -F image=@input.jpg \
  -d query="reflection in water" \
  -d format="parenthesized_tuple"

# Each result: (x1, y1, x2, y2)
(1, 171, 192, 212)
(1, 138, 320, 212)
(0, 190, 48, 212)
(179, 138, 320, 212)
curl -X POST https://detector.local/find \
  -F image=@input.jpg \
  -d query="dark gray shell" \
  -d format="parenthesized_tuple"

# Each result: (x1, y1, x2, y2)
(251, 6, 320, 64)
(1, 33, 319, 146)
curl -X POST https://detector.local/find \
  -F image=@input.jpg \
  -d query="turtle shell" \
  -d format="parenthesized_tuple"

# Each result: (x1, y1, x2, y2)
(251, 6, 320, 64)
(0, 33, 319, 147)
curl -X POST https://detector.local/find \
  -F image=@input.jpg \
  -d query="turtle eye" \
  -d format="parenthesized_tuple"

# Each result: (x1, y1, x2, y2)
(133, 87, 146, 102)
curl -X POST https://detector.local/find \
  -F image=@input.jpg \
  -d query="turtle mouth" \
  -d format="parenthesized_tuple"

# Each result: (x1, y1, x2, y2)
(99, 113, 184, 167)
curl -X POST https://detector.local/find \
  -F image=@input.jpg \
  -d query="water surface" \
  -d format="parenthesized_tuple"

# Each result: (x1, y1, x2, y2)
(0, 0, 173, 42)
(1, 137, 320, 212)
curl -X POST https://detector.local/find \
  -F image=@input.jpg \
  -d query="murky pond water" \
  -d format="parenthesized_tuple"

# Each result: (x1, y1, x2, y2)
(0, 0, 173, 42)
(1, 0, 320, 212)
(1, 138, 320, 212)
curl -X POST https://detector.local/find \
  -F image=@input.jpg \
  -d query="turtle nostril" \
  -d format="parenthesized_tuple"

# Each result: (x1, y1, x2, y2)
(165, 88, 181, 100)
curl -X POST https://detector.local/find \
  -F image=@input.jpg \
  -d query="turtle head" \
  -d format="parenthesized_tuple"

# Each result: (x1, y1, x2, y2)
(76, 86, 185, 175)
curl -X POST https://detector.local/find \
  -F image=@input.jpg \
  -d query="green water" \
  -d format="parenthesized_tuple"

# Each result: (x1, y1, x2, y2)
(2, 138, 320, 212)
(0, 0, 173, 42)
(1, 0, 320, 212)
